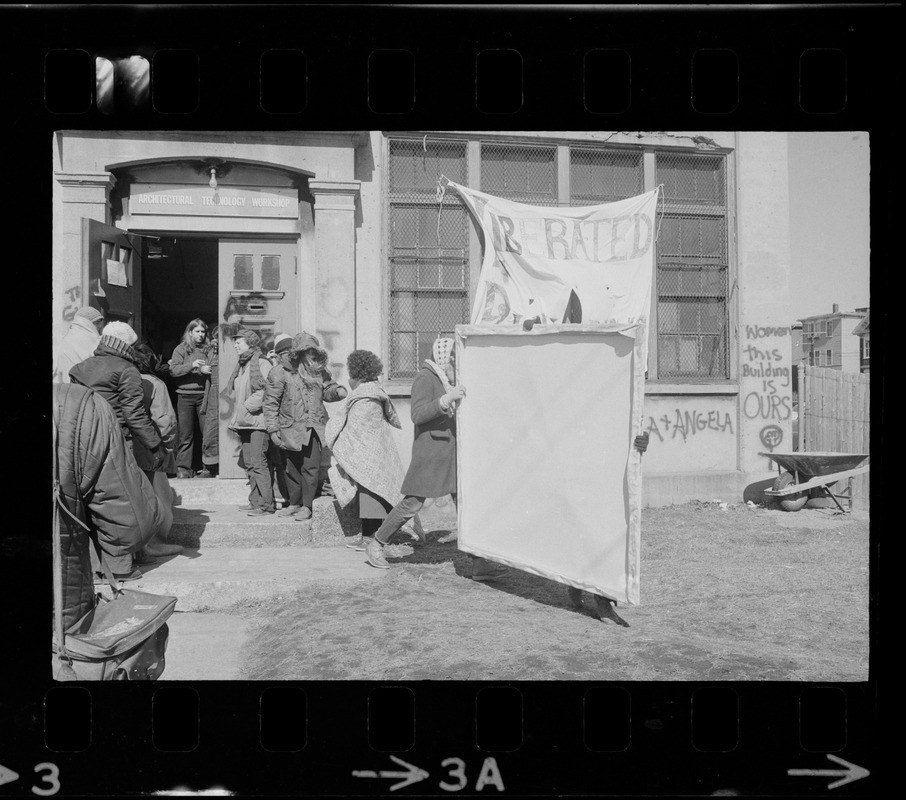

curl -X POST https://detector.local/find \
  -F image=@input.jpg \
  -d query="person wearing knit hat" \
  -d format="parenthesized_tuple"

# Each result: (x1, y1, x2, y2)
(363, 336, 509, 582)
(69, 319, 166, 582)
(52, 307, 106, 383)
(262, 331, 348, 520)
(227, 329, 278, 515)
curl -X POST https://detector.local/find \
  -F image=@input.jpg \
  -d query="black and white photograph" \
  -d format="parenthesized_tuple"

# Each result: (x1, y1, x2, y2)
(50, 128, 870, 683)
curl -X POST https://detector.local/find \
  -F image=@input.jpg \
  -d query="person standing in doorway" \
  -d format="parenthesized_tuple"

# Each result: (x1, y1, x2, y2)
(168, 318, 211, 479)
(364, 337, 508, 581)
(263, 332, 347, 520)
(197, 325, 220, 478)
(53, 306, 105, 383)
(227, 329, 276, 516)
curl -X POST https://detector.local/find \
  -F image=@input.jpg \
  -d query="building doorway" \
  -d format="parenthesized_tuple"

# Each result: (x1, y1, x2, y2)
(140, 234, 299, 478)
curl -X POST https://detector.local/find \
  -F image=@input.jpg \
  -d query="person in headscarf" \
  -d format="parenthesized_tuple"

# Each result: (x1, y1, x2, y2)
(325, 350, 426, 551)
(53, 306, 105, 383)
(263, 332, 347, 520)
(227, 329, 276, 515)
(363, 337, 509, 581)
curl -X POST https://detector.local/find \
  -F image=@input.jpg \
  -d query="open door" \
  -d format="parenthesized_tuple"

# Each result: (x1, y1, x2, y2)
(82, 219, 142, 333)
(218, 239, 299, 479)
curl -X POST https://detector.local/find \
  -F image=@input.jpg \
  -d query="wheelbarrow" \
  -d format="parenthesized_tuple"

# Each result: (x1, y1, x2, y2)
(759, 451, 870, 512)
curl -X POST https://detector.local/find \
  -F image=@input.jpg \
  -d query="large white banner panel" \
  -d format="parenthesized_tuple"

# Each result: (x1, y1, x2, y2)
(456, 323, 644, 605)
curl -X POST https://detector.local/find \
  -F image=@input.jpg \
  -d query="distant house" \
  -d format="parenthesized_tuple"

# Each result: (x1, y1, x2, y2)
(796, 304, 865, 373)
(852, 308, 870, 373)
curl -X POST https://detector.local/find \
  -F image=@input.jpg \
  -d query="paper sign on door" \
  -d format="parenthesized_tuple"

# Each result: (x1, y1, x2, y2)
(107, 259, 128, 287)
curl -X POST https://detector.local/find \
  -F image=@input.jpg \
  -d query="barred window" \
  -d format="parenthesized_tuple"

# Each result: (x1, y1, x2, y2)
(386, 137, 732, 384)
(480, 143, 558, 205)
(387, 139, 470, 380)
(569, 148, 643, 204)
(655, 153, 730, 379)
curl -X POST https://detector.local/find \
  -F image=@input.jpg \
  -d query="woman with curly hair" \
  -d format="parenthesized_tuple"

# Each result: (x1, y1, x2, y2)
(325, 350, 425, 550)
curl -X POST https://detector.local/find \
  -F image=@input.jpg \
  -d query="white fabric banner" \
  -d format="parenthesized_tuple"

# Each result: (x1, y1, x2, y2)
(445, 181, 659, 339)
(456, 323, 645, 605)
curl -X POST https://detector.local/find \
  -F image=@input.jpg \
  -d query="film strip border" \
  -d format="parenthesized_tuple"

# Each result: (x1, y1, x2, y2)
(5, 4, 896, 126)
(1, 682, 873, 795)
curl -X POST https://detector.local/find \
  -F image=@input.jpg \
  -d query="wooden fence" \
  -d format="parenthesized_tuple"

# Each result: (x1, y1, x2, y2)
(799, 365, 870, 510)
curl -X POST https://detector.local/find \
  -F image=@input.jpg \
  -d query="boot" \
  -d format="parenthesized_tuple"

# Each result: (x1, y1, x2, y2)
(437, 530, 458, 544)
(365, 538, 390, 569)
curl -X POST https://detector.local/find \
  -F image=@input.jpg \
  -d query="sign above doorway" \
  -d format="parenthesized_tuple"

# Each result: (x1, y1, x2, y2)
(129, 183, 298, 219)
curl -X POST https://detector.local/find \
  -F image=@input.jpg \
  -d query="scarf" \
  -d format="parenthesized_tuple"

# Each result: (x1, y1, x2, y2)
(227, 348, 263, 394)
(425, 336, 455, 393)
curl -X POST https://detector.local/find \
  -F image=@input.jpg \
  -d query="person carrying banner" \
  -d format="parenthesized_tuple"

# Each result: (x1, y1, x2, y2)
(364, 338, 508, 581)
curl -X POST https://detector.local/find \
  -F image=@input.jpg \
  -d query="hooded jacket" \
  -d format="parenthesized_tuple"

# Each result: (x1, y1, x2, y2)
(53, 383, 164, 629)
(53, 316, 100, 384)
(69, 337, 163, 453)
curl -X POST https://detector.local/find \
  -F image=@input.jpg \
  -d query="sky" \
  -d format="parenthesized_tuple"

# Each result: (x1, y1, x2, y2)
(787, 131, 870, 320)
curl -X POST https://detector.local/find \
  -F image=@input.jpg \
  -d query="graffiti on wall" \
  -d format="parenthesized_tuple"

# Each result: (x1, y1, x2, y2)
(647, 408, 735, 444)
(741, 324, 792, 422)
(62, 285, 81, 321)
(759, 424, 784, 452)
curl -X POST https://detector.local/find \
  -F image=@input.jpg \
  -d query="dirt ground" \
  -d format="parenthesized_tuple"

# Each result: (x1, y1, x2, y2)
(237, 501, 870, 681)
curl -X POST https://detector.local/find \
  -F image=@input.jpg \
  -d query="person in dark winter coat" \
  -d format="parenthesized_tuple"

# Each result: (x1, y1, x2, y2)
(365, 338, 508, 580)
(263, 332, 347, 520)
(69, 321, 165, 579)
(168, 318, 211, 478)
(53, 382, 166, 626)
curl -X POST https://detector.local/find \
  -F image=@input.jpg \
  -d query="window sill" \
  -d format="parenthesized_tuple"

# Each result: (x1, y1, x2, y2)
(385, 383, 414, 398)
(645, 381, 739, 396)
(384, 381, 740, 398)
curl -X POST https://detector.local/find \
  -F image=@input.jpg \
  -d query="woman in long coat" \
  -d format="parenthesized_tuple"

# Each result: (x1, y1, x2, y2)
(325, 350, 424, 550)
(363, 338, 508, 580)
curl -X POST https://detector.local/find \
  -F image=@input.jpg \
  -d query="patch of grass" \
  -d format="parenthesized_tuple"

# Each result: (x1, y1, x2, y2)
(238, 503, 870, 681)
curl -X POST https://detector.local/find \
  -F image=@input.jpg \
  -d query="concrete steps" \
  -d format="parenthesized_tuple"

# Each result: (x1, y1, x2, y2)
(170, 477, 255, 507)
(168, 504, 314, 549)
(165, 476, 458, 550)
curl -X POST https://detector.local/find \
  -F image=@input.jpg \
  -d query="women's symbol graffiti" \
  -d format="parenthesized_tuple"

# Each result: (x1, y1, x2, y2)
(759, 424, 783, 451)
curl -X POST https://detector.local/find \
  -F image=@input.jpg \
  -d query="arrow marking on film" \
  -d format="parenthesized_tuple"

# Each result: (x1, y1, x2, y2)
(352, 755, 429, 791)
(788, 754, 870, 790)
(0, 765, 19, 787)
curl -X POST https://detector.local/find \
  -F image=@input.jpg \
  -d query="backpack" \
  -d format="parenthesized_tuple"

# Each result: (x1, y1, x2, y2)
(52, 385, 176, 681)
